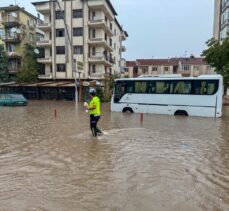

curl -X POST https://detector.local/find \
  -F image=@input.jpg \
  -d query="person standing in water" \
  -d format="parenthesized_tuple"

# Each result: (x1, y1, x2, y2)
(84, 88, 102, 137)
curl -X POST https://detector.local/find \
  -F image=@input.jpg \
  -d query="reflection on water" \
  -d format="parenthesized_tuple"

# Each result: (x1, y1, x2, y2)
(0, 101, 228, 211)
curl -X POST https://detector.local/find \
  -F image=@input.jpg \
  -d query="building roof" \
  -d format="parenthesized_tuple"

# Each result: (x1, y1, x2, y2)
(126, 61, 137, 67)
(127, 57, 208, 67)
(0, 5, 37, 20)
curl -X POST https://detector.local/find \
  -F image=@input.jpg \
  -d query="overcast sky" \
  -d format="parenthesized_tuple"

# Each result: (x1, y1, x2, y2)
(0, 0, 214, 60)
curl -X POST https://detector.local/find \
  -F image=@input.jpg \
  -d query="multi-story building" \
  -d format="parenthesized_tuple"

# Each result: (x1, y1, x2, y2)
(213, 0, 229, 41)
(0, 5, 40, 80)
(126, 57, 215, 78)
(32, 0, 128, 81)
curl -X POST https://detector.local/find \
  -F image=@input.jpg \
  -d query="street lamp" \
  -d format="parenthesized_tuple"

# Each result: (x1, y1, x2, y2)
(50, 0, 79, 102)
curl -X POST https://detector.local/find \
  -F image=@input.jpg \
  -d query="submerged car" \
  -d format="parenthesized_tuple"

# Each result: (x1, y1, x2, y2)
(0, 94, 28, 106)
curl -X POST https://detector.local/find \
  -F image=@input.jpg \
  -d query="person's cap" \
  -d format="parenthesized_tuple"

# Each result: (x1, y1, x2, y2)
(89, 88, 96, 94)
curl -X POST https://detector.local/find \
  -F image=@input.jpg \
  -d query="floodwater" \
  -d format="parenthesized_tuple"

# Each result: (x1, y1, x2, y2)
(0, 101, 228, 211)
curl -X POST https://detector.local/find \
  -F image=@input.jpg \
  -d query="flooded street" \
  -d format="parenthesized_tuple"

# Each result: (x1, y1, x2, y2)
(0, 101, 228, 211)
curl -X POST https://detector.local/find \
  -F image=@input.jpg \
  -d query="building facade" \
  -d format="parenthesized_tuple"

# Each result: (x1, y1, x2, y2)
(214, 0, 229, 41)
(32, 0, 128, 81)
(0, 5, 41, 80)
(126, 57, 215, 78)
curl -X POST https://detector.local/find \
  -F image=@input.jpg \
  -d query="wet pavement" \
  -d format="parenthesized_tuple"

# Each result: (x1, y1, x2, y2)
(0, 101, 228, 211)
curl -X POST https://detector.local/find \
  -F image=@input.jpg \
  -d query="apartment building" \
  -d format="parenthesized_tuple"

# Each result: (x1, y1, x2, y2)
(0, 5, 41, 80)
(213, 0, 229, 41)
(32, 0, 128, 81)
(126, 57, 215, 78)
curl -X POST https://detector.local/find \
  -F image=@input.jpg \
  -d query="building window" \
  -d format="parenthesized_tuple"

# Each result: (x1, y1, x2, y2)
(109, 38, 112, 47)
(73, 27, 83, 36)
(142, 66, 148, 74)
(8, 44, 15, 52)
(92, 64, 96, 73)
(206, 66, 211, 71)
(0, 28, 4, 38)
(92, 29, 96, 38)
(92, 47, 96, 56)
(56, 28, 65, 37)
(73, 9, 83, 18)
(193, 66, 200, 71)
(152, 67, 158, 71)
(164, 66, 169, 71)
(114, 29, 116, 36)
(73, 46, 83, 54)
(114, 43, 116, 50)
(56, 46, 65, 54)
(57, 64, 66, 72)
(92, 11, 96, 19)
(55, 11, 64, 19)
(182, 65, 190, 71)
(29, 33, 34, 42)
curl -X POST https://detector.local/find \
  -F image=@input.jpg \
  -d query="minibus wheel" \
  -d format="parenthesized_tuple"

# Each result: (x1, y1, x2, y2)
(174, 110, 188, 116)
(122, 107, 134, 113)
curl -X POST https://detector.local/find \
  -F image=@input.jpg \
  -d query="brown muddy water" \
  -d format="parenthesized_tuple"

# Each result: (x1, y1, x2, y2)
(0, 101, 228, 211)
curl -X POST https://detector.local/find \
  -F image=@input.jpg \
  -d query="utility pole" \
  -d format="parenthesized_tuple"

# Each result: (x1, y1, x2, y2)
(51, 0, 79, 102)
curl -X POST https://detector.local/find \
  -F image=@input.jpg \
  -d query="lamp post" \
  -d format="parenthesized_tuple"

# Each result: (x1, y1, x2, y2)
(50, 0, 79, 102)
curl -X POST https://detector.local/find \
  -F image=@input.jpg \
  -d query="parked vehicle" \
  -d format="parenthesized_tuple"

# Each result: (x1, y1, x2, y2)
(0, 94, 28, 106)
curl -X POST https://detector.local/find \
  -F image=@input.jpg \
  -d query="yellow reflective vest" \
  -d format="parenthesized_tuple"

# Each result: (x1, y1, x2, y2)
(89, 96, 101, 115)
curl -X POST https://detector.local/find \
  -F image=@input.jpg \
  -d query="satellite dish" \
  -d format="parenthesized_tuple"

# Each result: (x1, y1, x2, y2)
(96, 81, 101, 86)
(83, 81, 90, 87)
(16, 29, 21, 34)
(34, 49, 40, 54)
(10, 27, 17, 33)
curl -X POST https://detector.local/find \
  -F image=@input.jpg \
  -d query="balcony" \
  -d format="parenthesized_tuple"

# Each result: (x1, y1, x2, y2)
(222, 0, 229, 12)
(38, 74, 53, 79)
(88, 53, 114, 67)
(88, 18, 113, 37)
(88, 1, 115, 20)
(8, 67, 19, 74)
(88, 38, 113, 52)
(221, 19, 229, 29)
(180, 70, 191, 77)
(37, 40, 52, 47)
(2, 35, 21, 43)
(2, 16, 20, 27)
(37, 22, 51, 31)
(7, 52, 21, 58)
(33, 2, 51, 14)
(37, 57, 52, 64)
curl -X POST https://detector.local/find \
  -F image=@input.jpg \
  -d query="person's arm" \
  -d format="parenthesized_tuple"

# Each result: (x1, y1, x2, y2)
(88, 102, 96, 110)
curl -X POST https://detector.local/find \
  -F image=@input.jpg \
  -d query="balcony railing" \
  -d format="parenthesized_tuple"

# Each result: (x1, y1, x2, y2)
(34, 2, 51, 14)
(88, 2, 114, 20)
(2, 16, 20, 27)
(37, 40, 52, 47)
(2, 35, 21, 43)
(222, 0, 229, 12)
(88, 18, 113, 36)
(89, 53, 114, 66)
(37, 22, 51, 31)
(38, 74, 53, 79)
(221, 19, 229, 29)
(37, 57, 52, 64)
(88, 38, 113, 52)
(7, 52, 21, 57)
(8, 67, 19, 73)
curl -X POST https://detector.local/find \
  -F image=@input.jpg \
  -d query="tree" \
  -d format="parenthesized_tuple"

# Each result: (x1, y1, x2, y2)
(17, 44, 40, 83)
(0, 44, 9, 83)
(202, 36, 229, 88)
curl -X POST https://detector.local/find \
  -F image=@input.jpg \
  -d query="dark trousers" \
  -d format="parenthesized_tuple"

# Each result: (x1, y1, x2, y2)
(90, 115, 102, 137)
